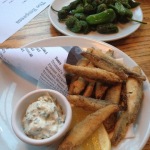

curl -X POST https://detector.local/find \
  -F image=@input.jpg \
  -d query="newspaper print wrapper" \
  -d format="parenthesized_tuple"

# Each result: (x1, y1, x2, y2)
(0, 47, 70, 96)
(0, 46, 135, 139)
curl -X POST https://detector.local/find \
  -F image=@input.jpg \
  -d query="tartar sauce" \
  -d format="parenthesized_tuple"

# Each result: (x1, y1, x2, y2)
(22, 94, 65, 139)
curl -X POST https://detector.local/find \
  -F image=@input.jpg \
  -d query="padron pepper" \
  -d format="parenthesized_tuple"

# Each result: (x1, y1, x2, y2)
(86, 9, 116, 25)
(114, 1, 127, 16)
(97, 23, 119, 34)
(111, 2, 133, 23)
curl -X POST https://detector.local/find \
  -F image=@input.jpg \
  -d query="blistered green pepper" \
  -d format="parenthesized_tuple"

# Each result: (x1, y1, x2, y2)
(65, 16, 82, 33)
(97, 4, 107, 13)
(114, 2, 127, 16)
(118, 8, 133, 23)
(86, 9, 116, 25)
(71, 4, 84, 14)
(74, 13, 86, 20)
(97, 23, 118, 34)
(118, 0, 131, 8)
(110, 2, 132, 23)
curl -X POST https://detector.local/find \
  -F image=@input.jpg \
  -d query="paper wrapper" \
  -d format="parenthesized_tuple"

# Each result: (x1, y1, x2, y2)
(0, 47, 71, 96)
(0, 46, 135, 139)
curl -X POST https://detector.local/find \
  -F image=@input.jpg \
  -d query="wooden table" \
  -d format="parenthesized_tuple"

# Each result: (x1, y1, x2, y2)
(0, 0, 150, 149)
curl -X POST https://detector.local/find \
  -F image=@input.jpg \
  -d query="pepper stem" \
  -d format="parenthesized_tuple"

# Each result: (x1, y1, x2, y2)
(128, 18, 147, 24)
(51, 6, 59, 12)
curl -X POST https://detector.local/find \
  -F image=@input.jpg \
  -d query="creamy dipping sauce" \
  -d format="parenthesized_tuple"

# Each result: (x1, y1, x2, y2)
(22, 94, 65, 139)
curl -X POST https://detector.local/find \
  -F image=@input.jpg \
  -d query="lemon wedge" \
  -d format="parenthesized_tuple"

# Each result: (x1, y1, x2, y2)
(71, 107, 111, 150)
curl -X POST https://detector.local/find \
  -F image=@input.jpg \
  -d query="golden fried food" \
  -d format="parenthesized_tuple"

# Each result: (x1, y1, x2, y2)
(69, 50, 95, 95)
(58, 105, 119, 150)
(67, 95, 113, 111)
(126, 66, 143, 123)
(76, 57, 89, 67)
(64, 47, 145, 148)
(82, 62, 95, 97)
(104, 112, 118, 133)
(119, 82, 128, 110)
(81, 51, 146, 81)
(87, 47, 114, 58)
(68, 55, 90, 94)
(105, 83, 122, 104)
(68, 75, 79, 94)
(104, 83, 122, 132)
(95, 82, 108, 99)
(111, 67, 144, 146)
(111, 111, 129, 146)
(70, 107, 111, 150)
(81, 51, 127, 80)
(64, 64, 122, 85)
(92, 48, 115, 99)
(72, 77, 87, 95)
(83, 81, 95, 97)
(70, 63, 95, 95)
(105, 49, 115, 57)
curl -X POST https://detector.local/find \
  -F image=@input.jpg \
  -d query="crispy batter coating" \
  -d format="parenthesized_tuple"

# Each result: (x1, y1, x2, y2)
(81, 51, 146, 81)
(58, 105, 119, 150)
(104, 83, 122, 132)
(64, 64, 122, 85)
(111, 111, 129, 146)
(126, 66, 143, 123)
(67, 95, 113, 111)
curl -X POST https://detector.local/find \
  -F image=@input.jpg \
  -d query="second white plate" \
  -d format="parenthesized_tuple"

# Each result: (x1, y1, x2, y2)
(49, 0, 143, 42)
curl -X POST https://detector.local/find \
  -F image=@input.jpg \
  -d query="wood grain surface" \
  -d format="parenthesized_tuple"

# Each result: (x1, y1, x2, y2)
(0, 0, 150, 149)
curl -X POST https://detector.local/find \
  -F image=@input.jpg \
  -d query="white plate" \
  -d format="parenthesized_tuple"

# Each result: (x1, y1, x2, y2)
(0, 36, 150, 150)
(48, 0, 143, 42)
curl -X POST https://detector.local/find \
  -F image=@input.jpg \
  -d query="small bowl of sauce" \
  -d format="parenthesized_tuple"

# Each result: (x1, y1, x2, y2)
(11, 89, 72, 146)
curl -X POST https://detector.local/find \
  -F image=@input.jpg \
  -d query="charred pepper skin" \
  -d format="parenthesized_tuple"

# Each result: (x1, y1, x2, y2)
(86, 9, 116, 25)
(97, 23, 119, 34)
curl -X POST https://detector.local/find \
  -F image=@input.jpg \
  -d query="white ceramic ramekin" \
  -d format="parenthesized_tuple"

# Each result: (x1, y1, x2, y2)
(11, 89, 72, 146)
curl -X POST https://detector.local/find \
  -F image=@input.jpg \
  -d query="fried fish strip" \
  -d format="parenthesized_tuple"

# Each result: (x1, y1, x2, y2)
(76, 57, 90, 67)
(64, 64, 122, 85)
(105, 49, 115, 57)
(111, 111, 129, 146)
(95, 82, 108, 99)
(58, 105, 119, 150)
(81, 51, 127, 80)
(81, 51, 146, 81)
(126, 66, 143, 123)
(120, 82, 128, 110)
(83, 81, 95, 97)
(72, 77, 87, 95)
(87, 47, 102, 56)
(69, 48, 94, 95)
(69, 56, 90, 94)
(93, 48, 114, 99)
(104, 83, 122, 132)
(83, 62, 95, 97)
(72, 62, 95, 95)
(67, 95, 113, 111)
(111, 67, 144, 146)
(75, 49, 93, 68)
(90, 47, 114, 58)
(68, 75, 79, 94)
(105, 83, 122, 104)
(104, 112, 118, 133)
